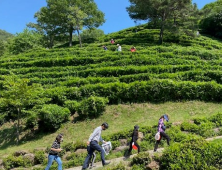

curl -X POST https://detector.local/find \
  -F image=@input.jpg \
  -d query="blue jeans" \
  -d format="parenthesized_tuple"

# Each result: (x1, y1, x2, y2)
(82, 141, 106, 168)
(45, 154, 62, 170)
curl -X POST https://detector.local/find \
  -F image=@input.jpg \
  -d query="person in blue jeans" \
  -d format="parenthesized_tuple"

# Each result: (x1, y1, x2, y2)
(82, 123, 110, 170)
(45, 134, 63, 170)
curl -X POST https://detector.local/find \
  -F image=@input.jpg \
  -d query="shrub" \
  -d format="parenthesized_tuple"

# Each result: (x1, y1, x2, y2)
(77, 96, 108, 118)
(160, 138, 222, 170)
(64, 100, 80, 115)
(34, 151, 45, 164)
(38, 104, 70, 131)
(3, 155, 33, 170)
(131, 152, 151, 166)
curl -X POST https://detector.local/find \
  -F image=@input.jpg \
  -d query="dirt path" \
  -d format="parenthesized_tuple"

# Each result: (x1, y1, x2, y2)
(65, 135, 222, 170)
(65, 148, 164, 170)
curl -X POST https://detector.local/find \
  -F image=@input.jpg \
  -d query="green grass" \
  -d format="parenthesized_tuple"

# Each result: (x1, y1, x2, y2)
(1, 101, 222, 157)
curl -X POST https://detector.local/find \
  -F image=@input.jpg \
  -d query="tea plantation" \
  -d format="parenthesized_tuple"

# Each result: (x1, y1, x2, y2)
(1, 25, 222, 169)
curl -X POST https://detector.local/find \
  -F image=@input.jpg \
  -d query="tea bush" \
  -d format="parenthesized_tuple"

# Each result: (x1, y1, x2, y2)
(38, 104, 70, 131)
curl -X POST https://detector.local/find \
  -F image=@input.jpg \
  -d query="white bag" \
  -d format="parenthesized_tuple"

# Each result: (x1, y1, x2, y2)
(155, 132, 161, 140)
(102, 141, 112, 155)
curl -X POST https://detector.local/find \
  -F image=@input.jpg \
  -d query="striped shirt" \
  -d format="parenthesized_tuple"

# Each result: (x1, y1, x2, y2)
(49, 140, 60, 155)
(88, 126, 103, 143)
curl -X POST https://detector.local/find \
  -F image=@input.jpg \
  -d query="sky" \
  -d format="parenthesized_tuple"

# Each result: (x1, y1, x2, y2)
(0, 0, 216, 35)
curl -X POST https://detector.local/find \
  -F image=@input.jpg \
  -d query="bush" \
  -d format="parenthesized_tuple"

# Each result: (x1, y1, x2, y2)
(38, 104, 70, 131)
(34, 151, 46, 164)
(3, 155, 33, 170)
(77, 96, 108, 118)
(160, 138, 222, 170)
(131, 152, 151, 166)
(64, 100, 80, 115)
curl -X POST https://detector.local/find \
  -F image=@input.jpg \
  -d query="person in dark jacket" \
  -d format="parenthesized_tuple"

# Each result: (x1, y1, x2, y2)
(128, 125, 140, 154)
(154, 114, 170, 152)
(45, 134, 63, 170)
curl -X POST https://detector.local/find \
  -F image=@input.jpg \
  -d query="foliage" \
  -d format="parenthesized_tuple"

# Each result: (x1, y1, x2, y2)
(160, 138, 222, 170)
(3, 155, 33, 170)
(127, 0, 199, 44)
(7, 28, 44, 54)
(30, 0, 105, 47)
(34, 151, 46, 164)
(80, 28, 105, 43)
(0, 76, 46, 144)
(200, 0, 222, 38)
(38, 104, 70, 131)
(0, 29, 13, 41)
(64, 100, 80, 115)
(77, 96, 109, 119)
(131, 152, 151, 166)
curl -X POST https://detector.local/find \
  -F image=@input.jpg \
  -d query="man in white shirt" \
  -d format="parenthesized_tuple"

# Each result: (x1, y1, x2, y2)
(82, 122, 110, 169)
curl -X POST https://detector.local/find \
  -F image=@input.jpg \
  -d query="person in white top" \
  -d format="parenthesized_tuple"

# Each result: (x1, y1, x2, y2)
(117, 44, 122, 52)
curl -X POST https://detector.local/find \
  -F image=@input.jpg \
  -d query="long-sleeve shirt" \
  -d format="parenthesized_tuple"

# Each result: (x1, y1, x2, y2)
(88, 126, 103, 143)
(158, 118, 165, 132)
(131, 130, 138, 142)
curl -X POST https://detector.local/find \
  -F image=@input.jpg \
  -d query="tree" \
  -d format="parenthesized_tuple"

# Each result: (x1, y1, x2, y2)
(7, 28, 44, 54)
(127, 0, 197, 44)
(0, 76, 47, 144)
(199, 0, 222, 38)
(31, 0, 105, 47)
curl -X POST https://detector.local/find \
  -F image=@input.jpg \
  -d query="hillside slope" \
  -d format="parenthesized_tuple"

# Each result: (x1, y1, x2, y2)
(1, 25, 222, 169)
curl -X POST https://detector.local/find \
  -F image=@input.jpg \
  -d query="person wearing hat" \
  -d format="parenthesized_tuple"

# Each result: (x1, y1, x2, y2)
(128, 125, 140, 155)
(117, 44, 122, 51)
(45, 134, 63, 170)
(154, 114, 170, 152)
(82, 122, 110, 169)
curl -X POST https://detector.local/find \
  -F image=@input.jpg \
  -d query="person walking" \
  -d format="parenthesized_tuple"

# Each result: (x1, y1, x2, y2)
(154, 114, 170, 152)
(128, 125, 140, 155)
(82, 123, 110, 169)
(45, 134, 63, 170)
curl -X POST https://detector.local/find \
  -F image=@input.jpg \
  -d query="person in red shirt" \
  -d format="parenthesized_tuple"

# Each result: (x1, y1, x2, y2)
(110, 39, 115, 44)
(131, 47, 136, 52)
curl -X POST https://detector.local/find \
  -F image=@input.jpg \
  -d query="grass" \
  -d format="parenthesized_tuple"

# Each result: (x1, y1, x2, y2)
(1, 101, 222, 158)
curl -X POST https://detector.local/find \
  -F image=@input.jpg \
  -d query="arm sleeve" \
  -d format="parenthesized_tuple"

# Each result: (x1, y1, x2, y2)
(88, 128, 99, 142)
(158, 120, 163, 132)
(99, 136, 104, 142)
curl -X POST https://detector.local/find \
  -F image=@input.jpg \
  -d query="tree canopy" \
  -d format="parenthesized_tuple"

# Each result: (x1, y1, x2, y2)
(127, 0, 199, 44)
(29, 0, 105, 48)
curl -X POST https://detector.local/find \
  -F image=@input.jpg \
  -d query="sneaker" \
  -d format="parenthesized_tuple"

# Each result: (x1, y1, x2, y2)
(103, 161, 111, 166)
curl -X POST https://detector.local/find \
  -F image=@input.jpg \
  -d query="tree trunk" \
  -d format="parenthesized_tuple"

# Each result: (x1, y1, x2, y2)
(77, 27, 82, 48)
(159, 23, 164, 44)
(159, 14, 165, 45)
(16, 107, 20, 145)
(49, 35, 54, 48)
(69, 27, 73, 47)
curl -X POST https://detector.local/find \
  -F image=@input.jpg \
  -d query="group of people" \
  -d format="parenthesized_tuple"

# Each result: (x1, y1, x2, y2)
(45, 114, 170, 170)
(102, 39, 136, 52)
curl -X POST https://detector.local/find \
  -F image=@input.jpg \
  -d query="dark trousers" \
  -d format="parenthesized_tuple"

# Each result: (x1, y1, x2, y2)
(154, 131, 170, 151)
(129, 140, 140, 153)
(82, 141, 106, 168)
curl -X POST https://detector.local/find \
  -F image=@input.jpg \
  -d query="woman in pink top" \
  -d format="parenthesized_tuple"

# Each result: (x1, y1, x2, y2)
(110, 39, 115, 44)
(154, 114, 170, 152)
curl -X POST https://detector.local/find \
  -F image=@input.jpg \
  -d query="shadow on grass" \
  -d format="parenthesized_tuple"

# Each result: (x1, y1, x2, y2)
(0, 124, 17, 150)
(0, 124, 53, 150)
